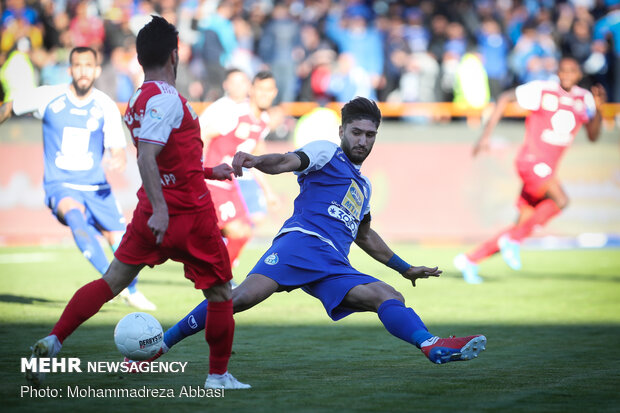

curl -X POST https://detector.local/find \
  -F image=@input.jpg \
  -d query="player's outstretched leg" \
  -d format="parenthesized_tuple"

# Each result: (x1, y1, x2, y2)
(377, 299, 486, 364)
(25, 335, 62, 387)
(26, 278, 114, 385)
(453, 253, 483, 284)
(498, 235, 522, 271)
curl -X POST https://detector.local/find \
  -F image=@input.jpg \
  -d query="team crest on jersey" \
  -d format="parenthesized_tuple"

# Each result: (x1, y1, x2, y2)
(264, 253, 279, 265)
(150, 108, 162, 120)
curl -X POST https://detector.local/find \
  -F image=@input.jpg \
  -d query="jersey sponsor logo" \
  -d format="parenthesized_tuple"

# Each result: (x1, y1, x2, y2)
(264, 253, 279, 265)
(161, 173, 176, 186)
(328, 203, 359, 236)
(218, 201, 237, 221)
(341, 180, 364, 220)
(55, 126, 94, 171)
(533, 162, 552, 178)
(541, 93, 559, 112)
(541, 109, 576, 146)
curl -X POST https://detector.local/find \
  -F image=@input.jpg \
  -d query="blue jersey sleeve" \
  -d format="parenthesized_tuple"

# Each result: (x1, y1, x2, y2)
(294, 140, 339, 176)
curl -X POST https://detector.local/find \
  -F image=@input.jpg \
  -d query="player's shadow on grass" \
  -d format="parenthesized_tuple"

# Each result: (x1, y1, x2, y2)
(0, 294, 59, 305)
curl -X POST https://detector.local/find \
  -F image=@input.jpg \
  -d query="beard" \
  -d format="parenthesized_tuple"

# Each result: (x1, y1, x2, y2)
(72, 78, 94, 97)
(341, 139, 370, 164)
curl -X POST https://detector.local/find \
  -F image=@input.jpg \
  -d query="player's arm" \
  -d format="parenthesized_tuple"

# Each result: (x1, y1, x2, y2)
(473, 89, 516, 157)
(106, 147, 127, 172)
(355, 218, 442, 287)
(584, 84, 606, 143)
(0, 101, 13, 124)
(137, 142, 168, 244)
(231, 151, 302, 176)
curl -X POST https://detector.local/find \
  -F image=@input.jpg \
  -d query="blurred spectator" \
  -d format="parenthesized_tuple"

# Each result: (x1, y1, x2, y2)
(592, 1, 620, 101)
(1, 0, 43, 54)
(453, 52, 490, 109)
(95, 45, 135, 102)
(325, 3, 384, 95)
(195, 0, 238, 100)
(258, 3, 302, 104)
(0, 37, 37, 100)
(477, 17, 509, 100)
(69, 0, 105, 50)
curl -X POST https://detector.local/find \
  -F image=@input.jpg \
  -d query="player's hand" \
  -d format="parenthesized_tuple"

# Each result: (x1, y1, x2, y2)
(591, 84, 607, 108)
(232, 151, 258, 177)
(147, 210, 169, 245)
(211, 163, 234, 181)
(401, 265, 442, 287)
(472, 137, 490, 157)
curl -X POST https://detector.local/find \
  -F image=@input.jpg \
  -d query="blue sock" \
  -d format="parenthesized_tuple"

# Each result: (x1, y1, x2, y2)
(64, 209, 109, 275)
(109, 231, 138, 293)
(164, 299, 208, 349)
(377, 299, 433, 348)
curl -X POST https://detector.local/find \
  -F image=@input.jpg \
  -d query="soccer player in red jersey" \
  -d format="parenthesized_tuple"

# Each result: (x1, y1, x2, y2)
(24, 16, 250, 390)
(199, 70, 278, 268)
(455, 57, 606, 284)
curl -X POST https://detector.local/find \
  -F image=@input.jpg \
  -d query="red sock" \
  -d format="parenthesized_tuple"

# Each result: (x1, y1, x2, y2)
(467, 230, 507, 263)
(205, 300, 234, 375)
(50, 278, 114, 343)
(226, 235, 250, 266)
(509, 199, 561, 242)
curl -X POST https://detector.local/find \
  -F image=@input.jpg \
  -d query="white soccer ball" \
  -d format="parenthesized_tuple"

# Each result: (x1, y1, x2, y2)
(114, 312, 163, 361)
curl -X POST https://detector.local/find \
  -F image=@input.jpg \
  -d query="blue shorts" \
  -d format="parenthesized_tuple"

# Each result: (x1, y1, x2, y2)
(249, 231, 380, 321)
(45, 183, 126, 233)
(237, 172, 267, 218)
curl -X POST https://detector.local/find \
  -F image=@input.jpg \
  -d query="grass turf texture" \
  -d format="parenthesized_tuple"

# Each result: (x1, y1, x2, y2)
(1, 244, 619, 412)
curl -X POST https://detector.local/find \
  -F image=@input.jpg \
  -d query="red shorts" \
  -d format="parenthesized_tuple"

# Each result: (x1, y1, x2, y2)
(114, 207, 232, 289)
(206, 180, 252, 230)
(515, 158, 555, 208)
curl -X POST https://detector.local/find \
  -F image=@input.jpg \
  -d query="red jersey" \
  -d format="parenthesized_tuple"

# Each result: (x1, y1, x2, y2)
(515, 80, 596, 170)
(124, 81, 213, 214)
(199, 99, 270, 167)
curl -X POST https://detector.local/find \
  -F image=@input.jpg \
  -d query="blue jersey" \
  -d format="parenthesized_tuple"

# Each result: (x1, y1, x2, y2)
(277, 140, 372, 258)
(12, 84, 126, 189)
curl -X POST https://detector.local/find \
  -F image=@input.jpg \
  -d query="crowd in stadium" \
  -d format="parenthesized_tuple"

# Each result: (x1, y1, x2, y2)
(1, 0, 619, 105)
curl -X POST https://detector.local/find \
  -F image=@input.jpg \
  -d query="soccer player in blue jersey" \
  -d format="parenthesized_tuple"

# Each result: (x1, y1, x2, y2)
(133, 97, 486, 366)
(0, 46, 155, 310)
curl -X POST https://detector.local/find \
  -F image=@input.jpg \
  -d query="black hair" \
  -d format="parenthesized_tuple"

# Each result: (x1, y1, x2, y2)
(69, 46, 97, 64)
(136, 15, 178, 70)
(341, 97, 381, 128)
(253, 70, 275, 83)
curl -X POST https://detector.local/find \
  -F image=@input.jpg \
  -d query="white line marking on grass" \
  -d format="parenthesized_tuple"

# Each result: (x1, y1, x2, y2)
(0, 252, 59, 264)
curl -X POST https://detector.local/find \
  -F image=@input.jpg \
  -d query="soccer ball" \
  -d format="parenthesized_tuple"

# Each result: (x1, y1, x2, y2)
(114, 312, 163, 361)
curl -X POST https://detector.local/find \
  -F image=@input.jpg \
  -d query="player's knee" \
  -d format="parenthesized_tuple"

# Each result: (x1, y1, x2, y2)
(203, 282, 232, 302)
(370, 283, 404, 310)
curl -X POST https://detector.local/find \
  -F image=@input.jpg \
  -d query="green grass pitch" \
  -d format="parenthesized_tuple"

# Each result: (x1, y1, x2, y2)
(1, 244, 619, 412)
